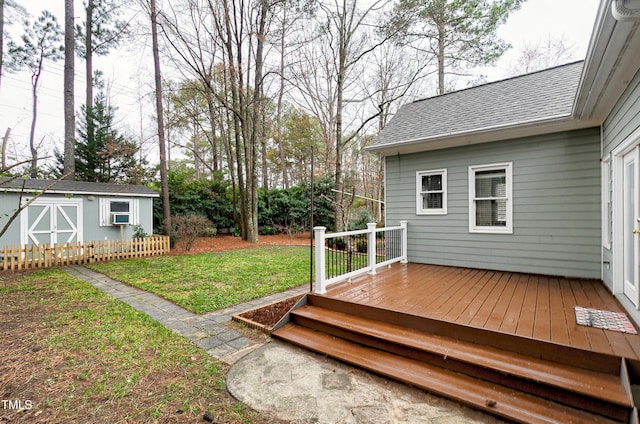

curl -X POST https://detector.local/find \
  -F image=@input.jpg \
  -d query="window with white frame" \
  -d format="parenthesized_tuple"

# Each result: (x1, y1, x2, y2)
(416, 169, 447, 215)
(99, 198, 140, 226)
(469, 163, 512, 233)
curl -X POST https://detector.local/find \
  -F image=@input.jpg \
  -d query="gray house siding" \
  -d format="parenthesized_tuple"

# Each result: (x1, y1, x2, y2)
(385, 127, 601, 278)
(601, 67, 640, 291)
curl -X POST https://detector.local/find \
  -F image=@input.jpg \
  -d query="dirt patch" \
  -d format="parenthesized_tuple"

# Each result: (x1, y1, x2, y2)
(0, 273, 285, 424)
(234, 295, 304, 332)
(171, 233, 311, 254)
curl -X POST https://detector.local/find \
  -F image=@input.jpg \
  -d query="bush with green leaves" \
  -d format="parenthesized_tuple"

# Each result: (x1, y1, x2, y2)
(153, 168, 234, 233)
(260, 225, 278, 236)
(132, 225, 148, 239)
(154, 170, 337, 236)
(259, 176, 336, 233)
(349, 207, 374, 231)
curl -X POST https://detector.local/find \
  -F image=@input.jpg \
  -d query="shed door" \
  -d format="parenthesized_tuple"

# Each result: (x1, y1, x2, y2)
(21, 198, 83, 246)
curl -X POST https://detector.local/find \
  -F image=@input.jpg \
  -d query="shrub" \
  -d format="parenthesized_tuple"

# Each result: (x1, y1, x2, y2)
(171, 215, 214, 251)
(356, 239, 367, 253)
(349, 207, 373, 231)
(260, 225, 278, 236)
(202, 226, 218, 237)
(132, 225, 148, 239)
(327, 237, 346, 251)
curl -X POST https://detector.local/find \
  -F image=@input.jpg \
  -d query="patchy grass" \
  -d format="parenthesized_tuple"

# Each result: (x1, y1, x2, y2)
(0, 269, 281, 423)
(88, 246, 310, 314)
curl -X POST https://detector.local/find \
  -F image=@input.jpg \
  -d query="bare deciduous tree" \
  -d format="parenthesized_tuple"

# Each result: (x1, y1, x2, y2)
(7, 10, 64, 177)
(507, 35, 575, 75)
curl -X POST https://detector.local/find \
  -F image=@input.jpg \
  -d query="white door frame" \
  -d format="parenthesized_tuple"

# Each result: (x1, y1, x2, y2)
(612, 126, 640, 308)
(20, 197, 83, 246)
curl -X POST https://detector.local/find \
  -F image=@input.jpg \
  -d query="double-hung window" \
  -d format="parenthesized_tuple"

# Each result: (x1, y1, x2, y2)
(469, 163, 512, 233)
(416, 169, 447, 215)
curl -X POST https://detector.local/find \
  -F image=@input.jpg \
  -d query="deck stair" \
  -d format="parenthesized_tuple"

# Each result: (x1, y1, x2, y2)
(272, 294, 638, 424)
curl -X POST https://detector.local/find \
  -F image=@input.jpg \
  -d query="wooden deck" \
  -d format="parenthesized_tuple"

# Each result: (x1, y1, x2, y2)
(274, 262, 640, 422)
(320, 263, 640, 361)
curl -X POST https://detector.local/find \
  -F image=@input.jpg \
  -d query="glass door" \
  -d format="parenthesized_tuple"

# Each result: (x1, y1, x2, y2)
(623, 147, 639, 306)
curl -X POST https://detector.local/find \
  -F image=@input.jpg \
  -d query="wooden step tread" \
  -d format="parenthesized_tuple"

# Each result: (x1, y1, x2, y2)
(274, 323, 621, 424)
(291, 305, 632, 408)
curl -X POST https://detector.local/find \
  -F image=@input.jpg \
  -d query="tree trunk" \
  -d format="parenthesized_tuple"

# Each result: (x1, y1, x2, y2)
(437, 21, 445, 95)
(1, 127, 10, 171)
(246, 0, 268, 243)
(0, 0, 5, 90)
(63, 0, 75, 180)
(150, 0, 171, 236)
(29, 71, 40, 178)
(334, 2, 347, 232)
(261, 108, 268, 190)
(204, 88, 219, 172)
(276, 10, 288, 189)
(85, 0, 95, 150)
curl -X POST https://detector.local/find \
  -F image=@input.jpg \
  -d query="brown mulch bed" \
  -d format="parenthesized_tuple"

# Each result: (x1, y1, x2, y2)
(235, 295, 304, 332)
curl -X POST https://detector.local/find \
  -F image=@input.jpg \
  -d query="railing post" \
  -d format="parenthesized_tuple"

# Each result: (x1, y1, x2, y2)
(314, 226, 327, 294)
(367, 222, 377, 275)
(400, 220, 408, 264)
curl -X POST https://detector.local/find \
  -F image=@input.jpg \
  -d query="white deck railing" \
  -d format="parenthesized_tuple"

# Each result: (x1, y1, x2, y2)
(314, 221, 407, 294)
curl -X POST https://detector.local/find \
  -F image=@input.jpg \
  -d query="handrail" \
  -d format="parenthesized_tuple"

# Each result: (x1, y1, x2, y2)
(314, 221, 407, 294)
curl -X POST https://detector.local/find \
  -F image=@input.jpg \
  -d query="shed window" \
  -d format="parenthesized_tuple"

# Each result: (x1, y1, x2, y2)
(416, 169, 447, 215)
(110, 201, 130, 213)
(469, 163, 512, 233)
(99, 198, 140, 226)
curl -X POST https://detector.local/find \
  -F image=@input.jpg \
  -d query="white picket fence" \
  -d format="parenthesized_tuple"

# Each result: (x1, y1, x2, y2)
(0, 235, 171, 271)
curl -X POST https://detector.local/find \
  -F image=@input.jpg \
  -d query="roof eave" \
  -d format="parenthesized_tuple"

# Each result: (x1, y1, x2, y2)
(0, 187, 159, 198)
(366, 115, 599, 156)
(573, 1, 640, 122)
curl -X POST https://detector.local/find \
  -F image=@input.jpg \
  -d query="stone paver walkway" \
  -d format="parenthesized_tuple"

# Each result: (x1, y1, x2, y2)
(65, 265, 308, 364)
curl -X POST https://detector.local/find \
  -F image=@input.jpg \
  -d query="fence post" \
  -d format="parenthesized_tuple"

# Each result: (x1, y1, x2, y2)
(314, 226, 327, 294)
(367, 222, 377, 275)
(400, 220, 408, 264)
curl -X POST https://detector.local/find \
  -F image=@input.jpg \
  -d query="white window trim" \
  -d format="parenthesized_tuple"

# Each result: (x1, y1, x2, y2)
(99, 197, 140, 226)
(416, 169, 447, 215)
(468, 162, 513, 234)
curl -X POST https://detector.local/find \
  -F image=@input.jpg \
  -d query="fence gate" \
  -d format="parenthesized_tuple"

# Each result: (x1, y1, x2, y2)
(20, 197, 83, 246)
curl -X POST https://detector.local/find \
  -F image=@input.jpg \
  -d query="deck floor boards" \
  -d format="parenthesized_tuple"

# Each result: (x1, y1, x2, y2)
(321, 263, 640, 360)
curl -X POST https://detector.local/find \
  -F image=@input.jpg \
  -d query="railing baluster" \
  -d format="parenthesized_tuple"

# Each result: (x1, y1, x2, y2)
(314, 222, 407, 294)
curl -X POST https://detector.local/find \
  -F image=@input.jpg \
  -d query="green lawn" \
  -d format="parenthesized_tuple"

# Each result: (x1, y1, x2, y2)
(88, 245, 311, 314)
(0, 270, 274, 423)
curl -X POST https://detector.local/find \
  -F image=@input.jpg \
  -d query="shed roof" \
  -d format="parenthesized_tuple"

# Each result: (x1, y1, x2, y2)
(368, 61, 584, 153)
(0, 179, 159, 198)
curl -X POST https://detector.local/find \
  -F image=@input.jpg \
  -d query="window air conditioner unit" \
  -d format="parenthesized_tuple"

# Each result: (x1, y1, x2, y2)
(111, 213, 131, 225)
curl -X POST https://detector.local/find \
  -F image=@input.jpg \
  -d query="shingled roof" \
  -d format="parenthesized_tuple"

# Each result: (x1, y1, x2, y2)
(0, 178, 159, 197)
(368, 61, 585, 153)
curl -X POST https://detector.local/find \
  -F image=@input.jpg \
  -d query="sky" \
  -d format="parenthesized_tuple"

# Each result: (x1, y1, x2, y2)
(0, 0, 602, 169)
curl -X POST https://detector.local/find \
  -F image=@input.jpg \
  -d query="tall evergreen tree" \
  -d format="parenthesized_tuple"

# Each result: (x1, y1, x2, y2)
(75, 92, 147, 184)
(75, 0, 127, 156)
(387, 0, 523, 94)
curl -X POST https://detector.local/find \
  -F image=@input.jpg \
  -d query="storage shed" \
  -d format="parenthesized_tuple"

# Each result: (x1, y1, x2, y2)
(0, 179, 158, 247)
